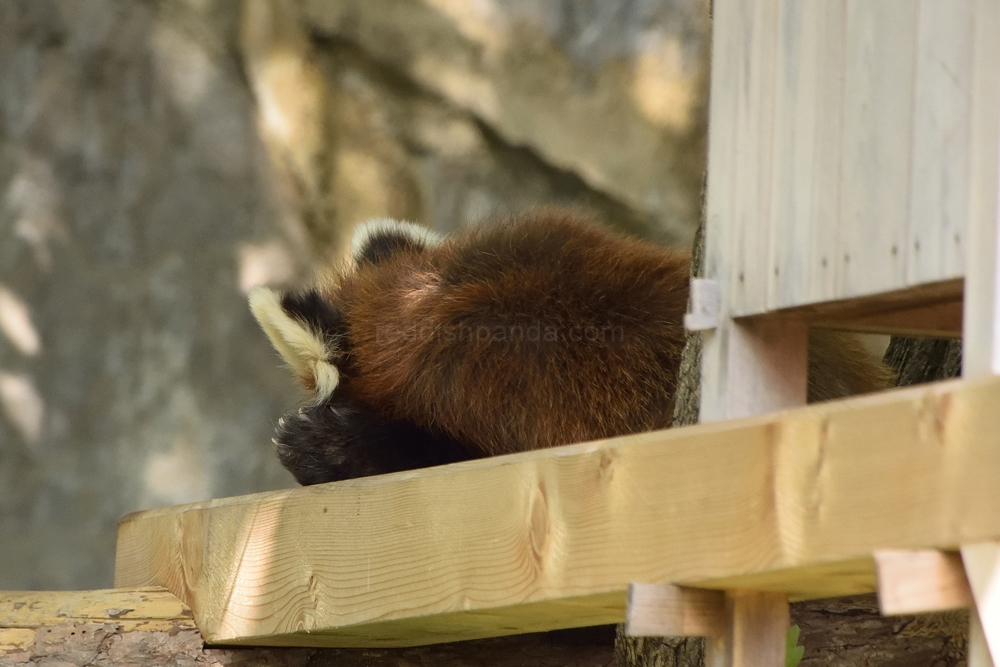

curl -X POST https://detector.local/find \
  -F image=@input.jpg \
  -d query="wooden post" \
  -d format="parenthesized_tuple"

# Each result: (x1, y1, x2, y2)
(963, 0, 1000, 665)
(696, 0, 800, 662)
(704, 593, 790, 667)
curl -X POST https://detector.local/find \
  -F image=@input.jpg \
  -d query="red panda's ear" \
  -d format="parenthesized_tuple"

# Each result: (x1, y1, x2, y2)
(249, 287, 340, 401)
(351, 218, 443, 266)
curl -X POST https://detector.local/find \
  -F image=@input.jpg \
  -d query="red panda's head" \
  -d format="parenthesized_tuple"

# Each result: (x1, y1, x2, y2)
(249, 218, 442, 403)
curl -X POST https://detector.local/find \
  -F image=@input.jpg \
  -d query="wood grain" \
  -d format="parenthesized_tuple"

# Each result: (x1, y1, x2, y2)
(116, 376, 1000, 647)
(875, 550, 973, 615)
(625, 584, 726, 638)
(708, 0, 980, 317)
(706, 592, 789, 667)
(0, 587, 194, 632)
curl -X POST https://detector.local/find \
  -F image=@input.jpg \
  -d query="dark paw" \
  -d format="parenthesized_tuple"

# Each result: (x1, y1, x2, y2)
(272, 398, 476, 485)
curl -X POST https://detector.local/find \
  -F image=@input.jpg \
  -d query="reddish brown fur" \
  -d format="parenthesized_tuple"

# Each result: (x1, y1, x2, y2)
(324, 210, 692, 456)
(293, 210, 896, 463)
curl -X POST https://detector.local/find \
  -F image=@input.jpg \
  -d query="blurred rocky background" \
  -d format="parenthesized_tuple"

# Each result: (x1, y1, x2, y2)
(0, 0, 709, 590)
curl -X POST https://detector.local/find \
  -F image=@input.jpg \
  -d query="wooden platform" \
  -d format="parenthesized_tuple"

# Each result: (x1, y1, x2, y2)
(0, 588, 195, 654)
(115, 375, 1000, 647)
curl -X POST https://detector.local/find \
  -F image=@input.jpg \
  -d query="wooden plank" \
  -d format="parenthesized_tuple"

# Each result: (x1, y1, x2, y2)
(625, 584, 726, 638)
(838, 0, 917, 299)
(874, 550, 973, 615)
(768, 0, 847, 310)
(908, 0, 972, 284)
(727, 0, 779, 317)
(0, 588, 195, 632)
(0, 628, 35, 652)
(764, 277, 963, 338)
(808, 299, 962, 339)
(116, 376, 1000, 648)
(961, 2, 1000, 664)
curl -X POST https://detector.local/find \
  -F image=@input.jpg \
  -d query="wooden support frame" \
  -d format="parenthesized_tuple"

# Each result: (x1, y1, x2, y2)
(874, 550, 973, 615)
(116, 376, 1000, 648)
(625, 584, 726, 638)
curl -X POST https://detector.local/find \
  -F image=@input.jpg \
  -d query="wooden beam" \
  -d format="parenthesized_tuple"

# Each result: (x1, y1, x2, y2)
(808, 298, 962, 338)
(0, 587, 194, 633)
(116, 376, 1000, 648)
(625, 584, 726, 638)
(874, 550, 973, 615)
(759, 279, 964, 338)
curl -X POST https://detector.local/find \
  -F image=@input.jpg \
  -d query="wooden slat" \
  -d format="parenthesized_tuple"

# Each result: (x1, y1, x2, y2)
(837, 0, 917, 299)
(116, 376, 1000, 648)
(761, 278, 963, 338)
(809, 299, 962, 338)
(908, 0, 972, 284)
(727, 0, 779, 317)
(961, 4, 1000, 665)
(718, 0, 979, 317)
(0, 588, 194, 632)
(0, 628, 35, 652)
(768, 0, 847, 310)
(874, 550, 973, 615)
(625, 584, 726, 638)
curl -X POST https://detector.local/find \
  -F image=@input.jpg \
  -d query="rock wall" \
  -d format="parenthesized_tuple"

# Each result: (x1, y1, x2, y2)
(0, 1, 305, 589)
(0, 0, 708, 589)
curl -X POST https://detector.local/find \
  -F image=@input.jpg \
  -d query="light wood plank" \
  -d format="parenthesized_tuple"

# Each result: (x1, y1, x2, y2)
(625, 584, 726, 638)
(875, 550, 972, 615)
(116, 376, 1000, 647)
(908, 0, 972, 284)
(766, 277, 963, 337)
(0, 628, 35, 652)
(728, 0, 779, 317)
(809, 299, 962, 338)
(0, 588, 194, 632)
(838, 0, 917, 299)
(768, 0, 847, 310)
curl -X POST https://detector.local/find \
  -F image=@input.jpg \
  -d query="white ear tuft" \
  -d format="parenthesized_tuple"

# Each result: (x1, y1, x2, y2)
(249, 286, 339, 401)
(351, 218, 443, 263)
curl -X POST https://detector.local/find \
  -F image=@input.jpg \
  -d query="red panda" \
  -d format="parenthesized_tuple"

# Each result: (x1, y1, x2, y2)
(250, 209, 894, 485)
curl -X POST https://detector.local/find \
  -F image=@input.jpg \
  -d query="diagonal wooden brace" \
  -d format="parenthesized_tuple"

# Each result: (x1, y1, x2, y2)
(962, 543, 1000, 667)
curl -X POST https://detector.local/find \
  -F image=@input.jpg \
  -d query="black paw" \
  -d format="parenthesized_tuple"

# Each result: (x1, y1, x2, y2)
(272, 397, 476, 485)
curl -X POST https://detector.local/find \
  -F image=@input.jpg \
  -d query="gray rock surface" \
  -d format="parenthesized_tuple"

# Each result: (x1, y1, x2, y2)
(303, 0, 710, 245)
(0, 0, 707, 590)
(0, 0, 303, 589)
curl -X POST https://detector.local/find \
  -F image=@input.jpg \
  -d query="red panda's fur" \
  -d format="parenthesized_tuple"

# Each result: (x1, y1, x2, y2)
(252, 209, 895, 483)
(331, 210, 692, 455)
